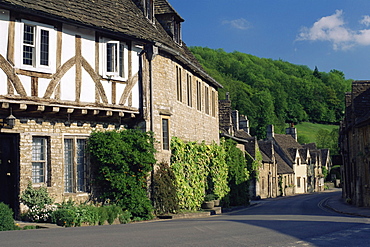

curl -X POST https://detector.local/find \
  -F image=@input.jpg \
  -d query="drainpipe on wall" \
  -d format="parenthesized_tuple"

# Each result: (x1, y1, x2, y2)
(145, 44, 157, 133)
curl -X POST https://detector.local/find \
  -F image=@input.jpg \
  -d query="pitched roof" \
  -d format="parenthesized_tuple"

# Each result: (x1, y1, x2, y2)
(0, 0, 220, 88)
(154, 0, 184, 21)
(235, 130, 252, 139)
(258, 140, 273, 163)
(275, 151, 294, 174)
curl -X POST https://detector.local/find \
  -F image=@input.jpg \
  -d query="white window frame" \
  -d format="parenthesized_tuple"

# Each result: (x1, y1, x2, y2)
(100, 38, 128, 81)
(32, 137, 48, 184)
(15, 20, 56, 73)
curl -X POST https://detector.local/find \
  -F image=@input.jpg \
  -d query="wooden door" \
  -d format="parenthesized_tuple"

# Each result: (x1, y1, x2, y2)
(0, 134, 19, 216)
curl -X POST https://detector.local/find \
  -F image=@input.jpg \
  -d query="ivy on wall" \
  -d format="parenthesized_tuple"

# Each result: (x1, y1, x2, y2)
(223, 139, 250, 206)
(171, 137, 250, 210)
(170, 137, 208, 211)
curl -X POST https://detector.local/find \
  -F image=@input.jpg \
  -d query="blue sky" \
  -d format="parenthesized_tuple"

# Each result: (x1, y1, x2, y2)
(169, 0, 370, 80)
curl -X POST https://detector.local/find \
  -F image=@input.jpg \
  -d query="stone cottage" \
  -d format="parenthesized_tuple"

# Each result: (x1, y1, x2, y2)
(340, 80, 370, 207)
(0, 0, 221, 215)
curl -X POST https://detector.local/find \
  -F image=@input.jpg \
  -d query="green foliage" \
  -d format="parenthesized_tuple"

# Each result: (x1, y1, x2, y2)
(20, 182, 54, 209)
(322, 166, 328, 180)
(170, 138, 230, 210)
(208, 141, 230, 200)
(190, 47, 352, 139)
(51, 200, 127, 227)
(204, 194, 216, 202)
(20, 182, 55, 222)
(171, 137, 209, 210)
(119, 210, 132, 224)
(315, 128, 339, 155)
(88, 129, 156, 220)
(105, 205, 122, 225)
(223, 139, 249, 206)
(297, 134, 310, 145)
(0, 203, 16, 231)
(52, 208, 77, 227)
(51, 199, 99, 227)
(153, 162, 179, 215)
(171, 137, 250, 210)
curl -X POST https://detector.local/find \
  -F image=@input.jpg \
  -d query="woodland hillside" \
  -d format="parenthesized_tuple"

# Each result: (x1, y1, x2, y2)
(190, 47, 352, 139)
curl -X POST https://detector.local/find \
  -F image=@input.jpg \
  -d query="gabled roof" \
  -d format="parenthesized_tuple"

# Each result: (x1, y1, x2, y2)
(235, 130, 252, 139)
(0, 0, 221, 88)
(154, 0, 184, 21)
(273, 134, 303, 165)
(321, 149, 330, 166)
(244, 138, 257, 159)
(275, 151, 294, 174)
(258, 140, 273, 163)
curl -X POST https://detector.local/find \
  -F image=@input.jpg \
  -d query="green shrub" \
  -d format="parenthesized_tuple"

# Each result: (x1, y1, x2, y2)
(20, 182, 55, 222)
(97, 206, 109, 225)
(88, 129, 156, 220)
(51, 208, 77, 227)
(105, 205, 122, 225)
(0, 203, 16, 231)
(153, 162, 179, 215)
(223, 139, 250, 206)
(22, 225, 37, 230)
(20, 182, 54, 209)
(119, 210, 132, 224)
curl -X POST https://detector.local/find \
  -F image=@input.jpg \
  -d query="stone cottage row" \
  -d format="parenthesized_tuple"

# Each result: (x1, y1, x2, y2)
(219, 96, 332, 199)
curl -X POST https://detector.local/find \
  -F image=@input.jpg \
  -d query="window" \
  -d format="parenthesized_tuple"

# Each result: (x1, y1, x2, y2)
(16, 20, 56, 73)
(211, 90, 216, 117)
(196, 80, 202, 111)
(186, 74, 192, 107)
(32, 137, 48, 184)
(176, 66, 182, 102)
(205, 86, 209, 115)
(173, 21, 181, 44)
(297, 177, 301, 188)
(162, 118, 170, 150)
(144, 0, 154, 21)
(101, 39, 128, 80)
(64, 138, 88, 193)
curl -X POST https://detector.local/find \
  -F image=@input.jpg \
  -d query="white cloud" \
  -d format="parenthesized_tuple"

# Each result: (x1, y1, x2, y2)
(297, 10, 370, 50)
(222, 18, 252, 30)
(360, 15, 370, 27)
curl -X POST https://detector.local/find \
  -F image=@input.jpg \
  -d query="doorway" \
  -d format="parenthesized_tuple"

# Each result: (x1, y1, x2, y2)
(0, 133, 20, 216)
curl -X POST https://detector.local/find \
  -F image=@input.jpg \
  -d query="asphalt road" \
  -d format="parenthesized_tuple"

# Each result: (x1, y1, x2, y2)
(1, 191, 370, 247)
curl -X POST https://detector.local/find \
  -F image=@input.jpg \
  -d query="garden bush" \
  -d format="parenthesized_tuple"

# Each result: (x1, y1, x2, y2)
(20, 182, 55, 222)
(88, 129, 156, 220)
(0, 202, 16, 231)
(153, 161, 179, 215)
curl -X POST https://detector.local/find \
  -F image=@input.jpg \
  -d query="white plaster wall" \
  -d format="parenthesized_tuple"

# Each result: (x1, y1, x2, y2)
(294, 164, 307, 194)
(18, 75, 31, 96)
(38, 78, 50, 98)
(80, 69, 95, 103)
(60, 66, 76, 101)
(0, 9, 9, 58)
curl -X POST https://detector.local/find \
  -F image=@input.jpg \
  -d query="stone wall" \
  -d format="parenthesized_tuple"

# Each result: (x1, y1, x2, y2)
(151, 55, 220, 163)
(6, 117, 122, 206)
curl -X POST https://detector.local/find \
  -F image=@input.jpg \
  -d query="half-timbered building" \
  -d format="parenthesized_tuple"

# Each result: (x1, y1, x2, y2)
(0, 0, 221, 214)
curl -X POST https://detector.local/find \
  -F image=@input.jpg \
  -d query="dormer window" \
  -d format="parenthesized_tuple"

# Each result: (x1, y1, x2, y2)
(173, 21, 181, 44)
(145, 0, 154, 21)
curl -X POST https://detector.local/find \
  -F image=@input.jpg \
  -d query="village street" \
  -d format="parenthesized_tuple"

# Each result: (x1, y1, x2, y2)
(1, 190, 370, 247)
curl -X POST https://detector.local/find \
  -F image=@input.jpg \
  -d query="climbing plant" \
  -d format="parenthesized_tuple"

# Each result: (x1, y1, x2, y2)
(223, 139, 249, 206)
(208, 140, 230, 200)
(171, 137, 209, 210)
